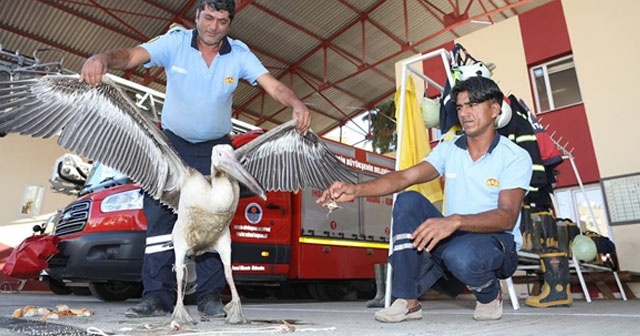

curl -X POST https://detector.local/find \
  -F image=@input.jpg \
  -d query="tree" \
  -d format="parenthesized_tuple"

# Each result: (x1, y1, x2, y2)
(364, 100, 396, 154)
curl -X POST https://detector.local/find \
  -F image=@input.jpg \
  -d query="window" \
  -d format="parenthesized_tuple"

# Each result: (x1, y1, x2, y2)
(554, 183, 613, 239)
(530, 55, 582, 112)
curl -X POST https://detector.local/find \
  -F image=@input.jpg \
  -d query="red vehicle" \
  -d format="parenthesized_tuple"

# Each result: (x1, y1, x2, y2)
(44, 128, 395, 302)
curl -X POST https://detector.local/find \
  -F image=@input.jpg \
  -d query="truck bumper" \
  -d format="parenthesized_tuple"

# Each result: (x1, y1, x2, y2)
(46, 231, 146, 283)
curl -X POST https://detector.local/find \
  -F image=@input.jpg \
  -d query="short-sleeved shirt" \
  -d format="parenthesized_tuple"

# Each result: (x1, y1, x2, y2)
(425, 133, 533, 249)
(140, 29, 269, 143)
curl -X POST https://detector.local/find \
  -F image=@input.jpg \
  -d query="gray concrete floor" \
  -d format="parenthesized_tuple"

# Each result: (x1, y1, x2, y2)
(0, 292, 639, 336)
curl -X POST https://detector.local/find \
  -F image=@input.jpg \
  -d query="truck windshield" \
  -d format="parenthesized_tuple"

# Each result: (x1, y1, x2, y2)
(84, 162, 127, 189)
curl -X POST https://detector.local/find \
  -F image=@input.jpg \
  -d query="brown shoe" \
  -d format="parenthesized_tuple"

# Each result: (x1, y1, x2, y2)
(374, 299, 422, 323)
(473, 292, 503, 321)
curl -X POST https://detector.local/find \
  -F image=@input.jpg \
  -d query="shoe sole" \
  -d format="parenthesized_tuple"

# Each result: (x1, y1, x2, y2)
(375, 312, 423, 323)
(473, 314, 502, 321)
(124, 311, 168, 318)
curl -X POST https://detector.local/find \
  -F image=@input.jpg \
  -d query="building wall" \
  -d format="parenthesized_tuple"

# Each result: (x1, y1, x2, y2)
(562, 0, 640, 271)
(0, 134, 74, 246)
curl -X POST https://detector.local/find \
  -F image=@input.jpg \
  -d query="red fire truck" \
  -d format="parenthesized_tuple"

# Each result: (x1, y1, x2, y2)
(42, 74, 395, 302)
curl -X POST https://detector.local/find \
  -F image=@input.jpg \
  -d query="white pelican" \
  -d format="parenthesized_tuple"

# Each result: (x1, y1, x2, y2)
(0, 74, 355, 329)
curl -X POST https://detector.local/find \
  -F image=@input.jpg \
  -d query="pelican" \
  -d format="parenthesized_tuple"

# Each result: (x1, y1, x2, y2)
(0, 74, 355, 329)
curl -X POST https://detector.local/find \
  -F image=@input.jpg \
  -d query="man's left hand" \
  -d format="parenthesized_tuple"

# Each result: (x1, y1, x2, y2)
(411, 215, 460, 252)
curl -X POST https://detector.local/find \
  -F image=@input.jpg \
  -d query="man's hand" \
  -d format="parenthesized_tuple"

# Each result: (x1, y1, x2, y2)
(79, 54, 108, 86)
(316, 181, 357, 206)
(411, 215, 460, 252)
(292, 105, 311, 135)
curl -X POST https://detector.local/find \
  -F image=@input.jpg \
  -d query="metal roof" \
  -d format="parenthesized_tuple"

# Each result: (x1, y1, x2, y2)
(0, 0, 550, 136)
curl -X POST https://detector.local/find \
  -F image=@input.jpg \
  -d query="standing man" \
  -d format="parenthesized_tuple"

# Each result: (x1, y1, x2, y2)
(80, 0, 311, 318)
(317, 77, 532, 322)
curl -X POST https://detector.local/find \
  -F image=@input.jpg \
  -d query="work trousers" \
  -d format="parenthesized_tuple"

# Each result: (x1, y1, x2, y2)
(141, 130, 231, 310)
(390, 191, 518, 304)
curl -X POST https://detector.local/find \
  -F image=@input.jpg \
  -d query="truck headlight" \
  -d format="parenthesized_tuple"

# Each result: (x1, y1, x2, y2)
(101, 190, 143, 212)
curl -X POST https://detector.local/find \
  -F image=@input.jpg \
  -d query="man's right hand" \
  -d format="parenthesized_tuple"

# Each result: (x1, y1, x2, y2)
(316, 181, 357, 206)
(80, 54, 108, 86)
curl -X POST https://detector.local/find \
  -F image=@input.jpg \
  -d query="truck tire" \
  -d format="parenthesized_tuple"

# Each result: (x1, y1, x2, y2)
(47, 278, 72, 295)
(88, 282, 142, 302)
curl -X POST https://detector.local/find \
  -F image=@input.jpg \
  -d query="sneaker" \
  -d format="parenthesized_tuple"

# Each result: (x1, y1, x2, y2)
(473, 293, 503, 321)
(197, 294, 226, 318)
(124, 296, 169, 318)
(374, 299, 422, 323)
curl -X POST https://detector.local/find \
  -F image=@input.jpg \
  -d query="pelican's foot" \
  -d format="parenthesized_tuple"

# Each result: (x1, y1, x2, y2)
(170, 305, 197, 331)
(223, 301, 248, 324)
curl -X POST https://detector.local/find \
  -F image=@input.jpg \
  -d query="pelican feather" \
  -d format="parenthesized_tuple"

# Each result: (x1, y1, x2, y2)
(235, 119, 356, 191)
(0, 74, 187, 210)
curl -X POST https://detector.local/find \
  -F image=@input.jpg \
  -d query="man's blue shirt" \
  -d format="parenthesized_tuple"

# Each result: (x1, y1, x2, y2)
(425, 133, 533, 250)
(140, 29, 268, 142)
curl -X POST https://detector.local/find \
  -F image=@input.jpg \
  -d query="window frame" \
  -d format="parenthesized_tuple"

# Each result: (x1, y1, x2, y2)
(529, 54, 582, 113)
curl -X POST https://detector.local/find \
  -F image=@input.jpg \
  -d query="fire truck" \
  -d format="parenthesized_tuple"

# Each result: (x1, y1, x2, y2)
(30, 57, 395, 302)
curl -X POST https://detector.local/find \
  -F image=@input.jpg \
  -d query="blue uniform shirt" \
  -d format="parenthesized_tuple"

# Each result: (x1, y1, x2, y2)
(425, 133, 533, 250)
(140, 29, 268, 142)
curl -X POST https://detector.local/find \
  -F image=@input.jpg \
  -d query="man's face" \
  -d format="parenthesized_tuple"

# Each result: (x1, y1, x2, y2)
(195, 5, 231, 46)
(455, 91, 499, 137)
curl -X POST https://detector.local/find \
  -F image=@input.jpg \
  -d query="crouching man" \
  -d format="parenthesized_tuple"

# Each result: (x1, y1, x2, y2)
(317, 76, 532, 322)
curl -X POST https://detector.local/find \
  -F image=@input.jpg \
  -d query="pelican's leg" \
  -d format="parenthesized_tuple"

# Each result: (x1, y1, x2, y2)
(170, 230, 197, 330)
(215, 227, 248, 324)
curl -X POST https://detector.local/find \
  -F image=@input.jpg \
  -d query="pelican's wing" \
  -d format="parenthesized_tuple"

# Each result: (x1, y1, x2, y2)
(235, 120, 357, 191)
(0, 74, 187, 211)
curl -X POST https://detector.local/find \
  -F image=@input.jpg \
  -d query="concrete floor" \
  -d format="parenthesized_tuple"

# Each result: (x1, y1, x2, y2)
(0, 292, 639, 336)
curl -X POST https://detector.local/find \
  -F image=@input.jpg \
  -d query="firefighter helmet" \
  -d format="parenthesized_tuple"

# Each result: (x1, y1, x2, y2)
(495, 99, 512, 129)
(456, 62, 492, 80)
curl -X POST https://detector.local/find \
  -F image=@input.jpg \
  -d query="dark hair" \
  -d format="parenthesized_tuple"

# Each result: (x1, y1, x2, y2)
(450, 76, 503, 106)
(198, 0, 236, 21)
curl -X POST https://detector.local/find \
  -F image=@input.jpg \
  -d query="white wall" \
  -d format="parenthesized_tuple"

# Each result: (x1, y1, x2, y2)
(562, 0, 640, 272)
(0, 134, 74, 246)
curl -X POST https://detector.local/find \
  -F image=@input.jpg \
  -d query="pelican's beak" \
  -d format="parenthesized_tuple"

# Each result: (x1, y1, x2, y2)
(213, 145, 267, 200)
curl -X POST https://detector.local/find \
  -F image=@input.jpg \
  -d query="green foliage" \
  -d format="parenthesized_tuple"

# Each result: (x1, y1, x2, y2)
(364, 100, 396, 154)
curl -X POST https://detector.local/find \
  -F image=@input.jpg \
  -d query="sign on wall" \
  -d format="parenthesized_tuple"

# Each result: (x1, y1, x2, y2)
(601, 173, 640, 225)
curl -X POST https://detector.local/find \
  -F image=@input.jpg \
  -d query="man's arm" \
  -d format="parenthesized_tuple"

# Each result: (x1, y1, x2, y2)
(317, 160, 440, 205)
(256, 73, 311, 134)
(412, 187, 526, 252)
(80, 46, 151, 85)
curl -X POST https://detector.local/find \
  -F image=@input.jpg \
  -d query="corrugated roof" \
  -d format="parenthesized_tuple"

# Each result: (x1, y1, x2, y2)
(0, 0, 552, 136)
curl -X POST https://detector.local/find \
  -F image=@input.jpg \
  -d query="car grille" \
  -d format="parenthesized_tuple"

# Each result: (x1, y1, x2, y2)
(54, 200, 91, 236)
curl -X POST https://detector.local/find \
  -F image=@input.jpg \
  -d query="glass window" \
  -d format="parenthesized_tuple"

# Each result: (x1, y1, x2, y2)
(554, 184, 614, 240)
(530, 55, 582, 113)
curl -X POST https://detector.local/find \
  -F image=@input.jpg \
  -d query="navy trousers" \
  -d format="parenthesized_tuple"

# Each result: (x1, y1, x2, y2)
(390, 191, 518, 303)
(141, 130, 231, 309)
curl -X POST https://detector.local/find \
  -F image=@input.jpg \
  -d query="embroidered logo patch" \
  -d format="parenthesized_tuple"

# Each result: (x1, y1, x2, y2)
(486, 177, 500, 187)
(224, 76, 235, 84)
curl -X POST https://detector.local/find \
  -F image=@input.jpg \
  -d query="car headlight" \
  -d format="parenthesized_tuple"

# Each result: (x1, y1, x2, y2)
(100, 189, 143, 212)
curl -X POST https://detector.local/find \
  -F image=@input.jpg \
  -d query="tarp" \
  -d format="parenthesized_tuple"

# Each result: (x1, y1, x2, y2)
(395, 76, 443, 202)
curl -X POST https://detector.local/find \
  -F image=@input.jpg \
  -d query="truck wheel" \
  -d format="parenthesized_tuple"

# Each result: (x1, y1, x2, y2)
(47, 278, 72, 295)
(89, 282, 142, 302)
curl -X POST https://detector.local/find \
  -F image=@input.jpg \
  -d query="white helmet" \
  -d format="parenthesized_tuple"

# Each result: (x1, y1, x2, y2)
(456, 62, 492, 80)
(495, 99, 512, 129)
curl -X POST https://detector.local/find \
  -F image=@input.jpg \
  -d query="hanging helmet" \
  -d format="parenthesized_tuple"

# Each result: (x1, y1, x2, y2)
(495, 98, 512, 129)
(456, 62, 492, 80)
